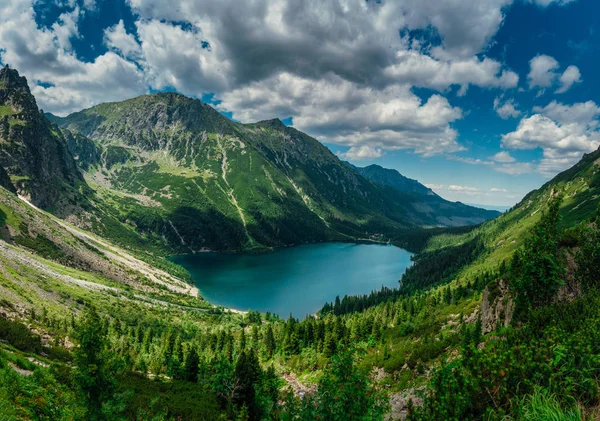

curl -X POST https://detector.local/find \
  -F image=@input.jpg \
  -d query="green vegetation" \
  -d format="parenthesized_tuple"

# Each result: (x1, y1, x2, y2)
(3, 64, 600, 420)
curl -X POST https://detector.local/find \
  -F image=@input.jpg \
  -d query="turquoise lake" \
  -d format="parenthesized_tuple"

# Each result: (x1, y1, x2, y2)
(171, 243, 413, 318)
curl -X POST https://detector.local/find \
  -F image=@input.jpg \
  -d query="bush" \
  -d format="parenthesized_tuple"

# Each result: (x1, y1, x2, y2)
(0, 317, 42, 353)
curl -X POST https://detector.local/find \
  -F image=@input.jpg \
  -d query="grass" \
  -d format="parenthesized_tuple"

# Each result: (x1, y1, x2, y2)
(0, 105, 16, 118)
(515, 388, 582, 421)
(8, 118, 26, 127)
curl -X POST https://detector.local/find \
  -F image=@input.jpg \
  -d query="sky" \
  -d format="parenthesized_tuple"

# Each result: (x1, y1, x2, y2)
(1, 0, 599, 207)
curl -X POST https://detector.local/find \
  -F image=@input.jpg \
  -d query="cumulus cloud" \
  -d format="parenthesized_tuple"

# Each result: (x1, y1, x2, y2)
(527, 55, 582, 94)
(219, 73, 465, 156)
(528, 55, 560, 88)
(491, 151, 516, 163)
(104, 20, 141, 60)
(502, 100, 600, 175)
(0, 0, 576, 159)
(0, 0, 147, 114)
(493, 97, 521, 119)
(337, 146, 384, 161)
(556, 65, 582, 93)
(490, 187, 507, 192)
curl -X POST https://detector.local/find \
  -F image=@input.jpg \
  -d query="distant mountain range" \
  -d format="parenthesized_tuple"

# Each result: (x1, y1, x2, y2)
(343, 162, 436, 196)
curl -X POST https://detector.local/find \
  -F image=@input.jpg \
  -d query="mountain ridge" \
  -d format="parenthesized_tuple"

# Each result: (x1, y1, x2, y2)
(48, 89, 500, 252)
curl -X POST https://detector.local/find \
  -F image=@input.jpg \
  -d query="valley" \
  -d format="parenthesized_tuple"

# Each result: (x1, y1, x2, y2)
(0, 62, 599, 421)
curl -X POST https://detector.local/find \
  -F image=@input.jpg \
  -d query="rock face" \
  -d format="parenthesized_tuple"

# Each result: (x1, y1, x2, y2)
(480, 279, 514, 335)
(0, 66, 82, 209)
(0, 164, 15, 193)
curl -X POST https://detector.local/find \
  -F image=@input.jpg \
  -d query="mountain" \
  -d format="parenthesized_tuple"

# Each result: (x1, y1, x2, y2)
(0, 66, 83, 211)
(345, 161, 500, 224)
(48, 93, 499, 252)
(344, 162, 435, 196)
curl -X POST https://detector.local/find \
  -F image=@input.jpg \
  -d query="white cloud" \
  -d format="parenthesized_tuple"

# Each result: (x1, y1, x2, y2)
(502, 100, 600, 175)
(425, 181, 529, 206)
(556, 65, 582, 93)
(219, 73, 465, 156)
(530, 0, 576, 5)
(448, 185, 480, 192)
(533, 100, 600, 125)
(337, 146, 384, 161)
(446, 155, 494, 166)
(527, 55, 582, 94)
(491, 151, 516, 163)
(446, 152, 534, 175)
(495, 162, 535, 175)
(383, 52, 519, 92)
(0, 0, 577, 159)
(0, 0, 147, 114)
(104, 20, 141, 60)
(528, 54, 559, 88)
(493, 97, 521, 119)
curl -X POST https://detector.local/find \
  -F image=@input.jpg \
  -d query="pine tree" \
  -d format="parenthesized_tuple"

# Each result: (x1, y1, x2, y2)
(234, 350, 262, 421)
(74, 306, 118, 420)
(264, 325, 276, 358)
(240, 329, 247, 351)
(183, 346, 200, 382)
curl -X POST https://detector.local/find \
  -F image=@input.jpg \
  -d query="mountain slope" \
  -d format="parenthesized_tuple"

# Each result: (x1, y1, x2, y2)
(49, 93, 499, 252)
(421, 145, 600, 285)
(344, 162, 435, 196)
(345, 161, 500, 224)
(0, 66, 83, 212)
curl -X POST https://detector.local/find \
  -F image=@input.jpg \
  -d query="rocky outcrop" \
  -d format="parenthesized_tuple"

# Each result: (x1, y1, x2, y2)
(480, 279, 514, 335)
(0, 164, 15, 193)
(386, 387, 425, 420)
(0, 65, 82, 210)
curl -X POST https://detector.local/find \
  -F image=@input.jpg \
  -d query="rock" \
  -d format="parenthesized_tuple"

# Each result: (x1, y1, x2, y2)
(480, 278, 514, 335)
(0, 164, 15, 193)
(0, 66, 83, 211)
(386, 386, 425, 420)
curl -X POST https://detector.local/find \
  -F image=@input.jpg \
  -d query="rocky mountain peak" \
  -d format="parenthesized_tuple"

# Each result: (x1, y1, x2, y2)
(0, 65, 29, 89)
(255, 118, 287, 130)
(0, 66, 39, 119)
(0, 66, 83, 210)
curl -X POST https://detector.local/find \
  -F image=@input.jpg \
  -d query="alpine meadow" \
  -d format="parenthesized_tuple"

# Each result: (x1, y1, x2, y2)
(1, 1, 600, 420)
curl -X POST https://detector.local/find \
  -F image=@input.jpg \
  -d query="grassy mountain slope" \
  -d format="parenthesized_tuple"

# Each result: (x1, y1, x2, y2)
(48, 92, 499, 252)
(0, 185, 200, 314)
(417, 146, 600, 291)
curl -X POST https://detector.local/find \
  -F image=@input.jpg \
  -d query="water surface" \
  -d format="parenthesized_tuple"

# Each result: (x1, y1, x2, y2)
(172, 243, 413, 317)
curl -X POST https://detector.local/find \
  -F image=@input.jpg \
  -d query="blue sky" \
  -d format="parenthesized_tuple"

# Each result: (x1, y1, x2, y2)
(1, 0, 599, 207)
